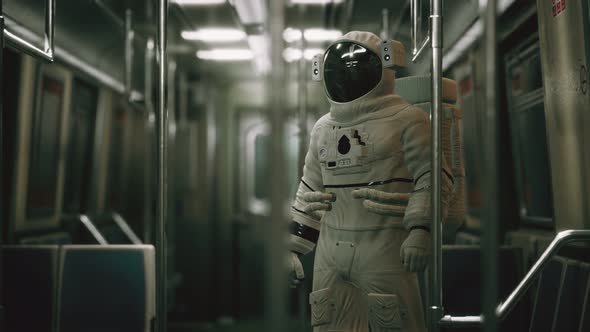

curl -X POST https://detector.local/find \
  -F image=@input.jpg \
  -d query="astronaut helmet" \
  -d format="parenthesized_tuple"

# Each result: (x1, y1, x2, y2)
(323, 40, 383, 103)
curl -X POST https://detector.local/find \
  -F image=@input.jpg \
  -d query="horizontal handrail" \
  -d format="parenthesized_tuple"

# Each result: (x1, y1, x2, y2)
(410, 0, 430, 63)
(111, 212, 143, 245)
(78, 214, 108, 245)
(411, 35, 430, 63)
(4, 0, 54, 62)
(439, 229, 590, 327)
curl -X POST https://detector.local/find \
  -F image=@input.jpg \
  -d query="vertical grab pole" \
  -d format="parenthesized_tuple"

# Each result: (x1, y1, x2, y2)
(155, 0, 169, 331)
(144, 38, 155, 244)
(381, 8, 390, 40)
(0, 0, 5, 324)
(267, 0, 288, 331)
(45, 0, 54, 58)
(296, 5, 308, 332)
(125, 9, 135, 99)
(411, 0, 419, 54)
(481, 0, 499, 331)
(429, 0, 443, 331)
(297, 4, 308, 175)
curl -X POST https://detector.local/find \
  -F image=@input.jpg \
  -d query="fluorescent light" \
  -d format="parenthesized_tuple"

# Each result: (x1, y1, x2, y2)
(181, 28, 246, 42)
(443, 0, 516, 70)
(283, 47, 324, 62)
(498, 0, 516, 13)
(173, 0, 226, 5)
(247, 35, 270, 74)
(442, 20, 482, 70)
(283, 48, 302, 62)
(197, 48, 253, 61)
(478, 0, 516, 12)
(283, 27, 302, 43)
(282, 28, 342, 43)
(304, 29, 342, 42)
(231, 0, 266, 25)
(289, 0, 344, 4)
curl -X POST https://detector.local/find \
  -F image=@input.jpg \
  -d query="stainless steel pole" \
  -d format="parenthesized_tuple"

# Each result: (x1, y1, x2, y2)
(125, 9, 134, 98)
(0, 0, 5, 322)
(4, 0, 54, 62)
(429, 0, 443, 331)
(297, 5, 308, 176)
(155, 0, 169, 331)
(45, 0, 54, 58)
(481, 1, 499, 330)
(381, 8, 389, 40)
(296, 6, 309, 332)
(144, 38, 155, 244)
(267, 0, 288, 331)
(411, 0, 419, 54)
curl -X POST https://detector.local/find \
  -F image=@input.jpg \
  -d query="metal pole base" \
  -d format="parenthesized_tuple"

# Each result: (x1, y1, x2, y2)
(429, 305, 444, 332)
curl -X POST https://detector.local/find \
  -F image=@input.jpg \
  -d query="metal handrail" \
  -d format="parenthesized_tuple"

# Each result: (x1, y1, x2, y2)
(64, 214, 109, 245)
(155, 1, 169, 331)
(439, 229, 590, 328)
(410, 0, 429, 62)
(4, 0, 54, 62)
(429, 0, 444, 330)
(111, 213, 143, 245)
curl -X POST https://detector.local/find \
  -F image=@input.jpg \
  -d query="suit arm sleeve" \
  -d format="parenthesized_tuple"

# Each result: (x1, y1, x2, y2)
(401, 109, 454, 230)
(289, 124, 325, 255)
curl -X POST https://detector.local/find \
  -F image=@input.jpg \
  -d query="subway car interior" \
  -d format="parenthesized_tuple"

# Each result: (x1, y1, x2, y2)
(0, 0, 589, 331)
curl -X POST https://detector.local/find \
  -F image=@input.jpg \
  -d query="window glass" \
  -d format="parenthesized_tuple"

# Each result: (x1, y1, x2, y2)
(514, 102, 553, 219)
(505, 37, 554, 225)
(26, 75, 64, 219)
(62, 79, 98, 214)
(508, 53, 543, 98)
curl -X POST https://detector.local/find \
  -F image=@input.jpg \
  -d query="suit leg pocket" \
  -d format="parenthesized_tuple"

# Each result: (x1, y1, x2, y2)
(309, 288, 334, 327)
(368, 293, 403, 332)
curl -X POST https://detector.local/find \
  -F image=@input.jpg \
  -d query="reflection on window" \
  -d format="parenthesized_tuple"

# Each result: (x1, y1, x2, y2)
(509, 54, 543, 98)
(505, 37, 553, 224)
(26, 74, 64, 219)
(254, 135, 269, 199)
(459, 75, 483, 215)
(514, 102, 553, 219)
(106, 106, 127, 212)
(62, 79, 98, 214)
(246, 122, 299, 215)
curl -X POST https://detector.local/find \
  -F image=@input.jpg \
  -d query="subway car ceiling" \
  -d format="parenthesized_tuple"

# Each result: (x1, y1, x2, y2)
(4, 0, 519, 83)
(3, 0, 590, 332)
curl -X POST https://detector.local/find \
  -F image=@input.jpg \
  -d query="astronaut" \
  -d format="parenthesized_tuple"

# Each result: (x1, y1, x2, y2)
(288, 31, 454, 332)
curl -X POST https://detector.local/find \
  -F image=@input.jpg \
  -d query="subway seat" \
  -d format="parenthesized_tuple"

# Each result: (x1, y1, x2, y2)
(1, 244, 155, 332)
(1, 246, 60, 332)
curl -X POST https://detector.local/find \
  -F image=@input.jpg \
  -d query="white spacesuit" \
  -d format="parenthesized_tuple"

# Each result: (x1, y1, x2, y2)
(288, 31, 454, 332)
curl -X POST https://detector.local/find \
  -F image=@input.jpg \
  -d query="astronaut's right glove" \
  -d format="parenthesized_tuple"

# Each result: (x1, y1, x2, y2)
(400, 228, 432, 272)
(301, 191, 336, 218)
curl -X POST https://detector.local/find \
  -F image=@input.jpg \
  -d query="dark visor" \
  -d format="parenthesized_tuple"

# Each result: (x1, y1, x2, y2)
(323, 41, 382, 103)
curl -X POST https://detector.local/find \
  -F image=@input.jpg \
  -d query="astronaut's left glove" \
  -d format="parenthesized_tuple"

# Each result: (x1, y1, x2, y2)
(351, 188, 409, 217)
(400, 228, 432, 272)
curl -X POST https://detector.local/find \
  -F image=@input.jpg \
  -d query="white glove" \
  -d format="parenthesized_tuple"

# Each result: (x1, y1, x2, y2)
(301, 191, 337, 220)
(400, 229, 432, 272)
(302, 192, 336, 211)
(351, 188, 409, 217)
(288, 252, 305, 288)
(352, 188, 431, 272)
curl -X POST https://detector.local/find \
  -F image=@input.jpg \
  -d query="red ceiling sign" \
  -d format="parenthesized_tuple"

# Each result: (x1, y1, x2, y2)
(552, 0, 566, 17)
